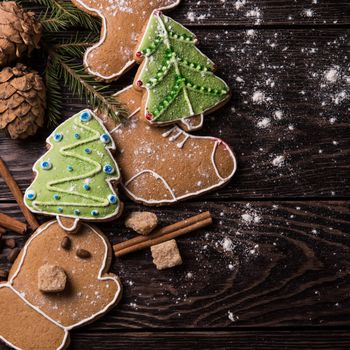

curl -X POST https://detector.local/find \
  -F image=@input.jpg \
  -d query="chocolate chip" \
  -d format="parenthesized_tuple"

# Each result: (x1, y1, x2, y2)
(7, 247, 21, 263)
(61, 236, 71, 250)
(0, 269, 8, 280)
(4, 238, 16, 249)
(76, 248, 91, 259)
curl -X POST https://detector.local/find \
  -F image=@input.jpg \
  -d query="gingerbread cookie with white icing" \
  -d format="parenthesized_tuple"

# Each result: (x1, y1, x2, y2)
(0, 220, 122, 350)
(24, 109, 123, 232)
(100, 86, 237, 205)
(134, 11, 230, 126)
(71, 0, 181, 81)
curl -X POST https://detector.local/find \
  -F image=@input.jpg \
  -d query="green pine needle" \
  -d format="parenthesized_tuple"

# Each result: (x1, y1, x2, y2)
(45, 61, 64, 128)
(49, 50, 126, 125)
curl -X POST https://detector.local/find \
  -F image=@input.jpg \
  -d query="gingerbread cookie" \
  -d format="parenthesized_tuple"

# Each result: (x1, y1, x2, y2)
(100, 86, 237, 205)
(0, 220, 122, 350)
(134, 12, 230, 126)
(71, 0, 181, 81)
(24, 109, 122, 232)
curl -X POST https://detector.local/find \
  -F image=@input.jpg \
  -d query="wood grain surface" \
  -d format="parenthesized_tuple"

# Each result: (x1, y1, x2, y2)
(69, 330, 350, 350)
(1, 28, 348, 200)
(0, 0, 349, 349)
(1, 201, 349, 330)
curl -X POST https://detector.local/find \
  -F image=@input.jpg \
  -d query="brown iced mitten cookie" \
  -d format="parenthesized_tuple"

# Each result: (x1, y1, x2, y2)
(101, 86, 237, 206)
(0, 220, 122, 350)
(71, 0, 181, 81)
(0, 285, 68, 350)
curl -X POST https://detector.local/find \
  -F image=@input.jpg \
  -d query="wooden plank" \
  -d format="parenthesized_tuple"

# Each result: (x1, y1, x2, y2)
(1, 28, 348, 200)
(174, 0, 350, 26)
(70, 330, 350, 350)
(2, 330, 350, 350)
(1, 201, 349, 328)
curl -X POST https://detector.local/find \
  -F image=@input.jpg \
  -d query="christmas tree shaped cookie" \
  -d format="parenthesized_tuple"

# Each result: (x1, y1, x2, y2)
(134, 11, 230, 125)
(24, 110, 122, 231)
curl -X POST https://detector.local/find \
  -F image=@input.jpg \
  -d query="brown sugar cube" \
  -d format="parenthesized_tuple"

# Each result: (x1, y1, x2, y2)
(151, 239, 183, 271)
(125, 211, 158, 235)
(38, 264, 67, 293)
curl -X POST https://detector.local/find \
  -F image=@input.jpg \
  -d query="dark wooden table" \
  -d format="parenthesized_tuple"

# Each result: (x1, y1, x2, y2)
(1, 1, 350, 349)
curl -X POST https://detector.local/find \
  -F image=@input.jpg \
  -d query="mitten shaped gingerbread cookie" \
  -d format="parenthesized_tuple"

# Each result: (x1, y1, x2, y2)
(24, 109, 123, 232)
(0, 220, 122, 350)
(71, 0, 181, 81)
(100, 86, 237, 205)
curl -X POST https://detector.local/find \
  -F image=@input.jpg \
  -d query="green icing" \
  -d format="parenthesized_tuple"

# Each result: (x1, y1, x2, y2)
(24, 110, 121, 220)
(137, 13, 230, 124)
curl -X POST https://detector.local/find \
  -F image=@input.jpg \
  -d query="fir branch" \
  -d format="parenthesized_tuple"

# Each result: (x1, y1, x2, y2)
(23, 0, 100, 33)
(45, 61, 63, 127)
(50, 33, 99, 58)
(48, 50, 126, 123)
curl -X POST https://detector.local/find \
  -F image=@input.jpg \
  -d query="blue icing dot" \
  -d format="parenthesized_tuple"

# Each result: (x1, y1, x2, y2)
(74, 133, 80, 139)
(58, 207, 63, 213)
(91, 210, 99, 217)
(103, 164, 114, 174)
(108, 194, 118, 204)
(26, 190, 36, 201)
(67, 166, 73, 172)
(54, 194, 60, 200)
(54, 133, 63, 142)
(41, 161, 52, 170)
(80, 111, 91, 122)
(85, 148, 92, 154)
(74, 209, 80, 215)
(83, 184, 91, 191)
(100, 133, 111, 144)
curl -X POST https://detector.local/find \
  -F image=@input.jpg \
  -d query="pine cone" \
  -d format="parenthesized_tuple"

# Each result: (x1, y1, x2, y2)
(0, 64, 46, 139)
(0, 2, 42, 67)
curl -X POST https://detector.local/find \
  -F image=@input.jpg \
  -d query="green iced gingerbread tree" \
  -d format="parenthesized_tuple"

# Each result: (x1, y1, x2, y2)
(24, 110, 121, 223)
(135, 11, 230, 125)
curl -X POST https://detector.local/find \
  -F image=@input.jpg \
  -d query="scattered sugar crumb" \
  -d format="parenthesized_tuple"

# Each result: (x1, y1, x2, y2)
(228, 311, 239, 322)
(222, 237, 234, 252)
(272, 155, 285, 167)
(324, 66, 340, 83)
(252, 90, 266, 104)
(257, 117, 271, 129)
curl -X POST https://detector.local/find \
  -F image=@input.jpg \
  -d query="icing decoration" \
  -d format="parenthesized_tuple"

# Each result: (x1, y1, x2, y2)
(103, 164, 114, 174)
(24, 109, 122, 222)
(108, 194, 118, 204)
(0, 221, 122, 350)
(135, 12, 230, 125)
(100, 134, 111, 144)
(71, 0, 181, 81)
(74, 133, 80, 139)
(84, 148, 92, 154)
(74, 209, 80, 215)
(80, 111, 91, 122)
(54, 133, 63, 142)
(26, 190, 36, 201)
(91, 210, 99, 217)
(41, 161, 52, 170)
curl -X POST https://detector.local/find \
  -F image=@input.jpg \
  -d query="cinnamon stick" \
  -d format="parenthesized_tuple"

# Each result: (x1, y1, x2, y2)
(0, 157, 39, 231)
(0, 212, 27, 235)
(0, 225, 6, 234)
(114, 212, 212, 257)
